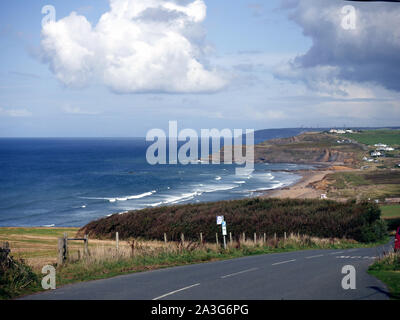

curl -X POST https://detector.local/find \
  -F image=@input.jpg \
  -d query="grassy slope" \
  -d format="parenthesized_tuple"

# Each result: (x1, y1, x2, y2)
(78, 198, 384, 243)
(252, 132, 365, 165)
(324, 170, 400, 201)
(368, 253, 400, 299)
(345, 130, 400, 146)
(381, 205, 400, 219)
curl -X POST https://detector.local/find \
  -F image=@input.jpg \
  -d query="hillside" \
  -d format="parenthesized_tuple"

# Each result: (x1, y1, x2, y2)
(218, 131, 366, 166)
(78, 198, 386, 243)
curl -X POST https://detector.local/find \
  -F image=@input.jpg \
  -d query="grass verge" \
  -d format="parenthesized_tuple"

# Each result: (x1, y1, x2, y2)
(9, 234, 389, 300)
(368, 252, 400, 299)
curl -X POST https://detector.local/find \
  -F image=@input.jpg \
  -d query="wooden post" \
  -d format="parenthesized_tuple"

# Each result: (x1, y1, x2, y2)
(63, 233, 68, 261)
(284, 232, 287, 241)
(274, 233, 277, 241)
(263, 233, 266, 244)
(229, 232, 232, 244)
(243, 232, 246, 242)
(116, 232, 119, 250)
(57, 238, 64, 265)
(164, 233, 167, 244)
(84, 234, 89, 256)
(200, 233, 203, 244)
(254, 233, 257, 244)
(0, 242, 10, 266)
(181, 233, 185, 245)
(216, 233, 219, 246)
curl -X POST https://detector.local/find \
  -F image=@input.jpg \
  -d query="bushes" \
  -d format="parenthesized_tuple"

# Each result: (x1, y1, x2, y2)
(0, 257, 39, 299)
(79, 198, 387, 243)
(360, 220, 388, 243)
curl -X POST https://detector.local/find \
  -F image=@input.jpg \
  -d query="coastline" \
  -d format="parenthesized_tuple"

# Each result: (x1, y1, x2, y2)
(261, 165, 353, 200)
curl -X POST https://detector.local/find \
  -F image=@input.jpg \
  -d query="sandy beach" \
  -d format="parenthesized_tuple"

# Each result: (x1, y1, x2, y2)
(262, 165, 353, 200)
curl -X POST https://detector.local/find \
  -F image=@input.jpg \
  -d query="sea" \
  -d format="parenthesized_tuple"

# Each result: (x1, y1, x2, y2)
(0, 129, 317, 227)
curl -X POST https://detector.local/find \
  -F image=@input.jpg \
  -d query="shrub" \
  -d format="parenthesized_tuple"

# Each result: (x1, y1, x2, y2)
(79, 198, 386, 243)
(0, 257, 39, 299)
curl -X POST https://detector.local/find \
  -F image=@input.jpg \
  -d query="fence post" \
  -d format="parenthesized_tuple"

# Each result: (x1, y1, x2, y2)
(263, 233, 266, 244)
(63, 233, 68, 261)
(164, 233, 167, 244)
(284, 232, 287, 242)
(243, 232, 246, 242)
(116, 232, 119, 250)
(0, 242, 10, 266)
(181, 233, 185, 245)
(84, 234, 89, 256)
(229, 232, 232, 244)
(200, 233, 203, 244)
(274, 233, 277, 241)
(216, 233, 219, 246)
(254, 233, 257, 244)
(57, 238, 64, 265)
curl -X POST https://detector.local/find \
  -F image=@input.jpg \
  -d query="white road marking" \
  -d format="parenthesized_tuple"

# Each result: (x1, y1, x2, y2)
(221, 268, 258, 279)
(336, 256, 376, 259)
(272, 259, 296, 266)
(330, 251, 343, 255)
(306, 254, 324, 259)
(152, 283, 200, 300)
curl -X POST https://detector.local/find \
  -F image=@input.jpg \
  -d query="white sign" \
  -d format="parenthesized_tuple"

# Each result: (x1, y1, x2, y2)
(222, 220, 227, 236)
(217, 216, 224, 225)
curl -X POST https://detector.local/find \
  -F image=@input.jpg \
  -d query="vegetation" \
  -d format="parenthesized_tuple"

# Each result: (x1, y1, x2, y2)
(325, 170, 400, 201)
(79, 198, 387, 243)
(0, 255, 40, 300)
(55, 235, 385, 287)
(1, 232, 387, 299)
(250, 132, 365, 165)
(345, 130, 400, 146)
(0, 227, 81, 269)
(381, 205, 400, 219)
(368, 252, 400, 299)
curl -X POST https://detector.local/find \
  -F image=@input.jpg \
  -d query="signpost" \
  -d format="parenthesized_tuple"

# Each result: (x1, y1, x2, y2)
(217, 216, 227, 249)
(222, 221, 227, 249)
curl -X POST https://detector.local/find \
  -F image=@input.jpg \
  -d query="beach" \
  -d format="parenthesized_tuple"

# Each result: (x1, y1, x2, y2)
(261, 165, 353, 200)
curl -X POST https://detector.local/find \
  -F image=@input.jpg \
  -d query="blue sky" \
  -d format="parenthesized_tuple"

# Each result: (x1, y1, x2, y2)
(0, 0, 399, 137)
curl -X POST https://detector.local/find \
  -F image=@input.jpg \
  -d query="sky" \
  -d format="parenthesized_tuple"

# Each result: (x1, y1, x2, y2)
(0, 0, 399, 137)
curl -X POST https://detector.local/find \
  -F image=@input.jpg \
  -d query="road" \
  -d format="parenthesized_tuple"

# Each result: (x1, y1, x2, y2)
(23, 243, 393, 300)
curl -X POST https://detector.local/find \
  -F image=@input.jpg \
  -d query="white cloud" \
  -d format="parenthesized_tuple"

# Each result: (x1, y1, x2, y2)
(0, 107, 32, 117)
(63, 105, 100, 115)
(40, 0, 227, 94)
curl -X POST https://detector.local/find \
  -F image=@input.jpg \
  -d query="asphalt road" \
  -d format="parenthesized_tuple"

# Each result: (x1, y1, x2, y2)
(23, 242, 393, 300)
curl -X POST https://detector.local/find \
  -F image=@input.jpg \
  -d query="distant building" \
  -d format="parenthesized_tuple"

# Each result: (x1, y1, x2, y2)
(374, 143, 387, 148)
(370, 151, 382, 157)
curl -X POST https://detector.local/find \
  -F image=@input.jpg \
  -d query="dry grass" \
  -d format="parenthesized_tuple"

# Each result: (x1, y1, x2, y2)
(66, 233, 357, 267)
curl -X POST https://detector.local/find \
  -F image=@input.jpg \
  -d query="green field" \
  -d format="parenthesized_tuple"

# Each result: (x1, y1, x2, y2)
(345, 130, 400, 146)
(381, 205, 400, 219)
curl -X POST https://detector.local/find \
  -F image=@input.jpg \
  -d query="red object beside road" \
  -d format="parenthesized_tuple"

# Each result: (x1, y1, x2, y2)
(395, 226, 400, 252)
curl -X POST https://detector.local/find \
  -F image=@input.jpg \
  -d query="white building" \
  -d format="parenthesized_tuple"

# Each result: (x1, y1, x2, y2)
(370, 151, 382, 157)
